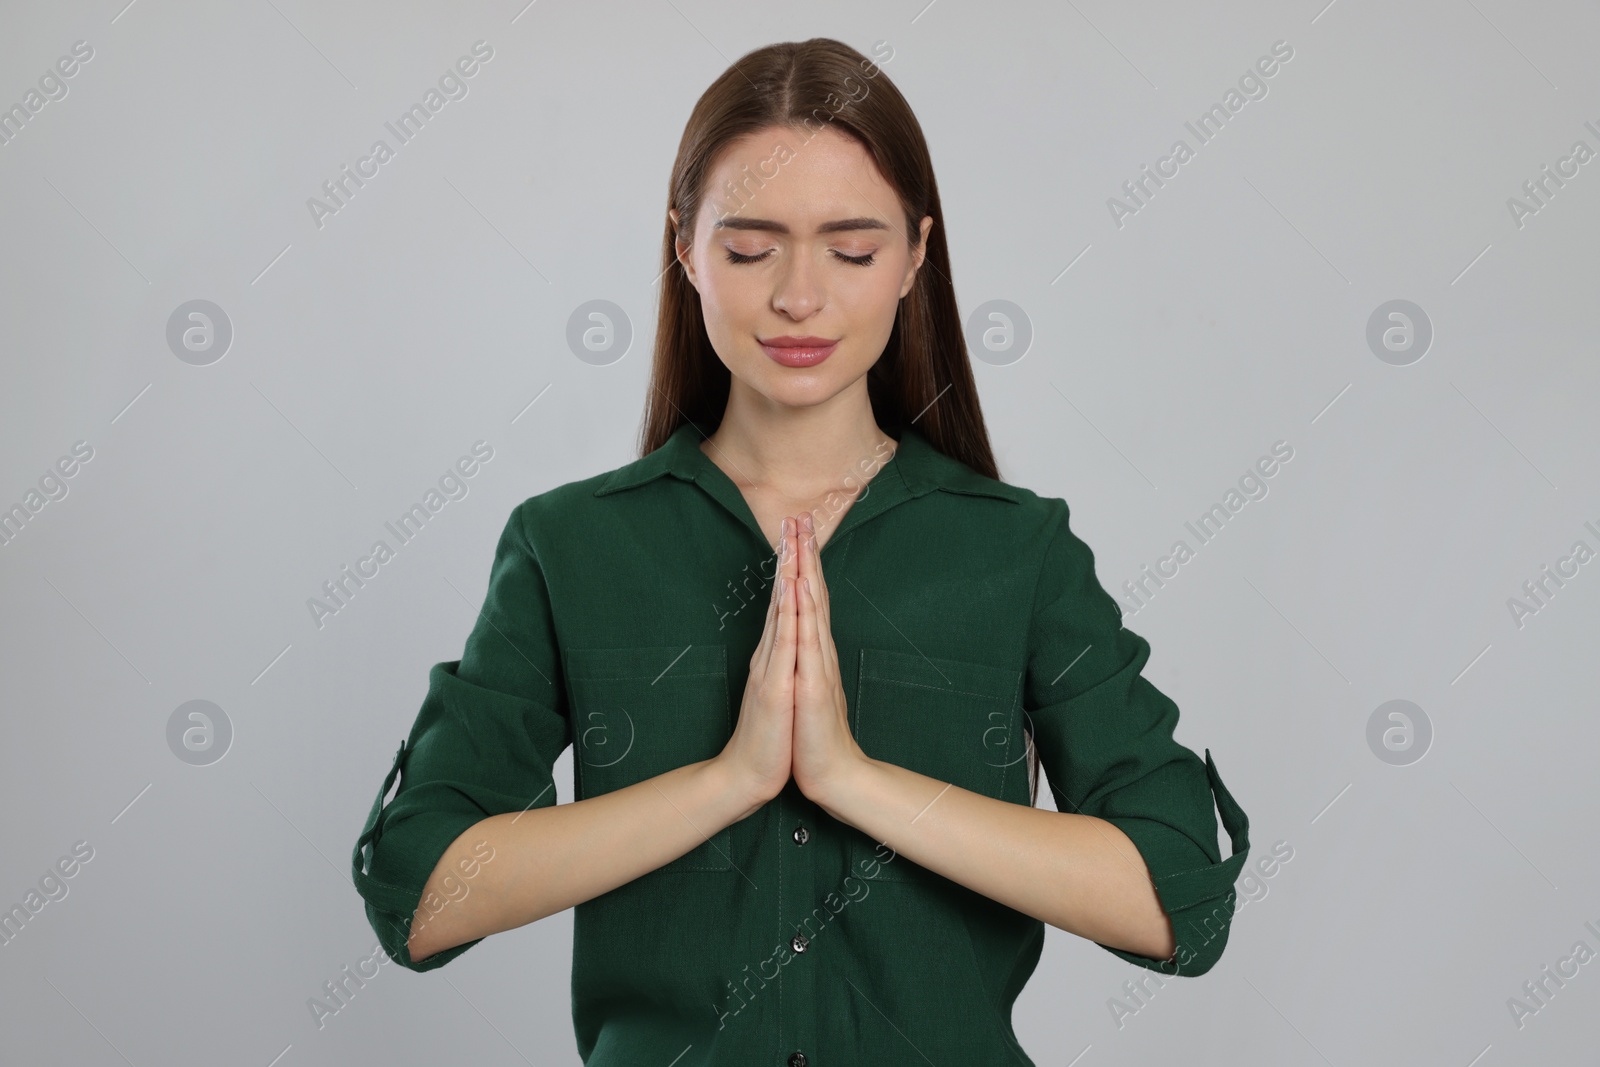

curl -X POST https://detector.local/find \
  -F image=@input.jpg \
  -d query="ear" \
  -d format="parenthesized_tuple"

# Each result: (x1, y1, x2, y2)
(669, 207, 698, 291)
(900, 215, 934, 299)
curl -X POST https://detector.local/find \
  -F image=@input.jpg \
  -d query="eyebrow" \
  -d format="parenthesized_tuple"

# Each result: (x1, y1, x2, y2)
(711, 216, 890, 236)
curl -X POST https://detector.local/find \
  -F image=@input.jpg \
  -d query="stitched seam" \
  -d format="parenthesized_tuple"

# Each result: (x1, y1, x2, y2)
(571, 671, 725, 681)
(1023, 500, 1070, 656)
(857, 649, 1020, 883)
(849, 646, 879, 882)
(510, 500, 565, 712)
(954, 910, 1036, 1067)
(865, 676, 1016, 699)
(354, 872, 411, 895)
(665, 644, 734, 872)
(570, 646, 733, 874)
(998, 666, 1023, 803)
(771, 748, 777, 1055)
(831, 528, 856, 571)
(1153, 852, 1250, 881)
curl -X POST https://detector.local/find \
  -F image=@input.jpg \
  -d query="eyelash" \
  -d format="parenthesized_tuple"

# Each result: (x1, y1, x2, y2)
(724, 248, 876, 267)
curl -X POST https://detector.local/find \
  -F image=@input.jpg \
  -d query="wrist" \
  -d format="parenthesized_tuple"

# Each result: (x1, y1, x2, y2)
(799, 752, 877, 819)
(704, 755, 776, 822)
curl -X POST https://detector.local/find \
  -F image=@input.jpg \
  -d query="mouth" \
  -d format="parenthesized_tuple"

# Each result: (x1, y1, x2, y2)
(758, 335, 839, 368)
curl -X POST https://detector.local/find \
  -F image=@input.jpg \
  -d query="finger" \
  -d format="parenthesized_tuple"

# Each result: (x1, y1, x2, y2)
(794, 513, 811, 602)
(797, 537, 819, 656)
(797, 572, 822, 686)
(782, 514, 798, 586)
(808, 567, 838, 687)
(806, 513, 832, 630)
(758, 518, 794, 672)
(798, 514, 834, 668)
(822, 611, 840, 684)
(773, 575, 797, 682)
(756, 528, 786, 673)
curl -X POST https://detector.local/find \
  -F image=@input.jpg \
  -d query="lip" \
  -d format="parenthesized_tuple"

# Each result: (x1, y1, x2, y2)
(759, 335, 839, 368)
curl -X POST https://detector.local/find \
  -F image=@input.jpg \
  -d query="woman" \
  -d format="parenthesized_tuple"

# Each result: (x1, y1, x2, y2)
(352, 37, 1249, 1065)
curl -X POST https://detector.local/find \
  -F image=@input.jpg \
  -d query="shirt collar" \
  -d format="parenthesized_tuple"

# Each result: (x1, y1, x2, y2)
(594, 421, 1026, 505)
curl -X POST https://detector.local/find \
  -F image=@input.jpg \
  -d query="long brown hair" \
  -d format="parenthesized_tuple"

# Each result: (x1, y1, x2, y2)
(640, 37, 1042, 808)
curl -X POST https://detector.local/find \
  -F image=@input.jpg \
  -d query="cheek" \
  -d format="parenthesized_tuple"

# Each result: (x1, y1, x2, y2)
(855, 252, 914, 307)
(695, 262, 759, 326)
(693, 267, 768, 372)
(837, 270, 905, 334)
(692, 288, 736, 346)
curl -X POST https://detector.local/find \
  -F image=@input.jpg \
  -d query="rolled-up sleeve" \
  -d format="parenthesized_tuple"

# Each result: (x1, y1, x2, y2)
(1024, 498, 1250, 977)
(350, 499, 569, 972)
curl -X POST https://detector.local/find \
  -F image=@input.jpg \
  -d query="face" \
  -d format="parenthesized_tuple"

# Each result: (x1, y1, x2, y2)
(670, 124, 934, 413)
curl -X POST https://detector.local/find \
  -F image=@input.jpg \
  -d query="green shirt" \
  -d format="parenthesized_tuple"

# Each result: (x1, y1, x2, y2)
(351, 421, 1250, 1066)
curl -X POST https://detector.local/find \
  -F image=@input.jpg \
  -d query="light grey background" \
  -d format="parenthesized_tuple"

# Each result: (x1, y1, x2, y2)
(3, 1, 1597, 1064)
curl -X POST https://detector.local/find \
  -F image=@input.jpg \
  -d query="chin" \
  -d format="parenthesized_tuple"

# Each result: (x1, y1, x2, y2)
(759, 385, 836, 411)
(757, 368, 855, 407)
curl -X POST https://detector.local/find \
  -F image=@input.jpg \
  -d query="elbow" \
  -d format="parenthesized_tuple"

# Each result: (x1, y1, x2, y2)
(1145, 912, 1179, 967)
(1100, 894, 1238, 977)
(1162, 895, 1238, 976)
(394, 903, 479, 972)
(1107, 904, 1178, 966)
(404, 916, 443, 969)
(366, 904, 459, 974)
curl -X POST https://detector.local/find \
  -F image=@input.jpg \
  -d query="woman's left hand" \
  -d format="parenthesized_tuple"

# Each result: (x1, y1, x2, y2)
(790, 511, 871, 805)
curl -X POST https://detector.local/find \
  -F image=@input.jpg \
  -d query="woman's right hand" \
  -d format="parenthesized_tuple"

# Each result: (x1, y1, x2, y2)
(717, 515, 798, 818)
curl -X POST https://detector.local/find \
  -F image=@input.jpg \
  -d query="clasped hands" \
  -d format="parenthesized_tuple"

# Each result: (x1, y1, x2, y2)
(719, 512, 873, 815)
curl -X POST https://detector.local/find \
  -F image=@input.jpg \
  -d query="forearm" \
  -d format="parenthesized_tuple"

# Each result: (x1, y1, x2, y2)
(408, 756, 761, 963)
(810, 756, 1176, 962)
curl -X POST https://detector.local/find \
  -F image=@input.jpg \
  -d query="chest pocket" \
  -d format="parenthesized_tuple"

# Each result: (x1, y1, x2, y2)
(565, 644, 734, 874)
(848, 647, 1028, 885)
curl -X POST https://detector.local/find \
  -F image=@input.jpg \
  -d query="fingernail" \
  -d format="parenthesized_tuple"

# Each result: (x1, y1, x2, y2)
(803, 513, 814, 532)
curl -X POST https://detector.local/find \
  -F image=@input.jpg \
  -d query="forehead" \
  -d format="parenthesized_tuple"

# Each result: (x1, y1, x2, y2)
(700, 124, 900, 227)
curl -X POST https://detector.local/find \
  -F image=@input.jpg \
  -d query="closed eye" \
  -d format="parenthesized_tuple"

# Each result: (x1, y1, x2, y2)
(725, 248, 877, 267)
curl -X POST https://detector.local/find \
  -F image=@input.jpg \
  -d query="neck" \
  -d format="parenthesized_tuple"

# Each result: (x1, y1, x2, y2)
(699, 380, 897, 495)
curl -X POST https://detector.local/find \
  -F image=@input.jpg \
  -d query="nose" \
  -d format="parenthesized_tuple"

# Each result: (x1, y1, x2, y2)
(771, 251, 825, 319)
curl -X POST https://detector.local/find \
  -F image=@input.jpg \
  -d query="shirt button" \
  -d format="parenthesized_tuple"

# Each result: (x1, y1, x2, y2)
(791, 934, 809, 953)
(792, 825, 810, 845)
(787, 1053, 807, 1067)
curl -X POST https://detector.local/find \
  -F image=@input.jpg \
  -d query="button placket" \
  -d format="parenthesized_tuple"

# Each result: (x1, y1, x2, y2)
(778, 793, 819, 1059)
